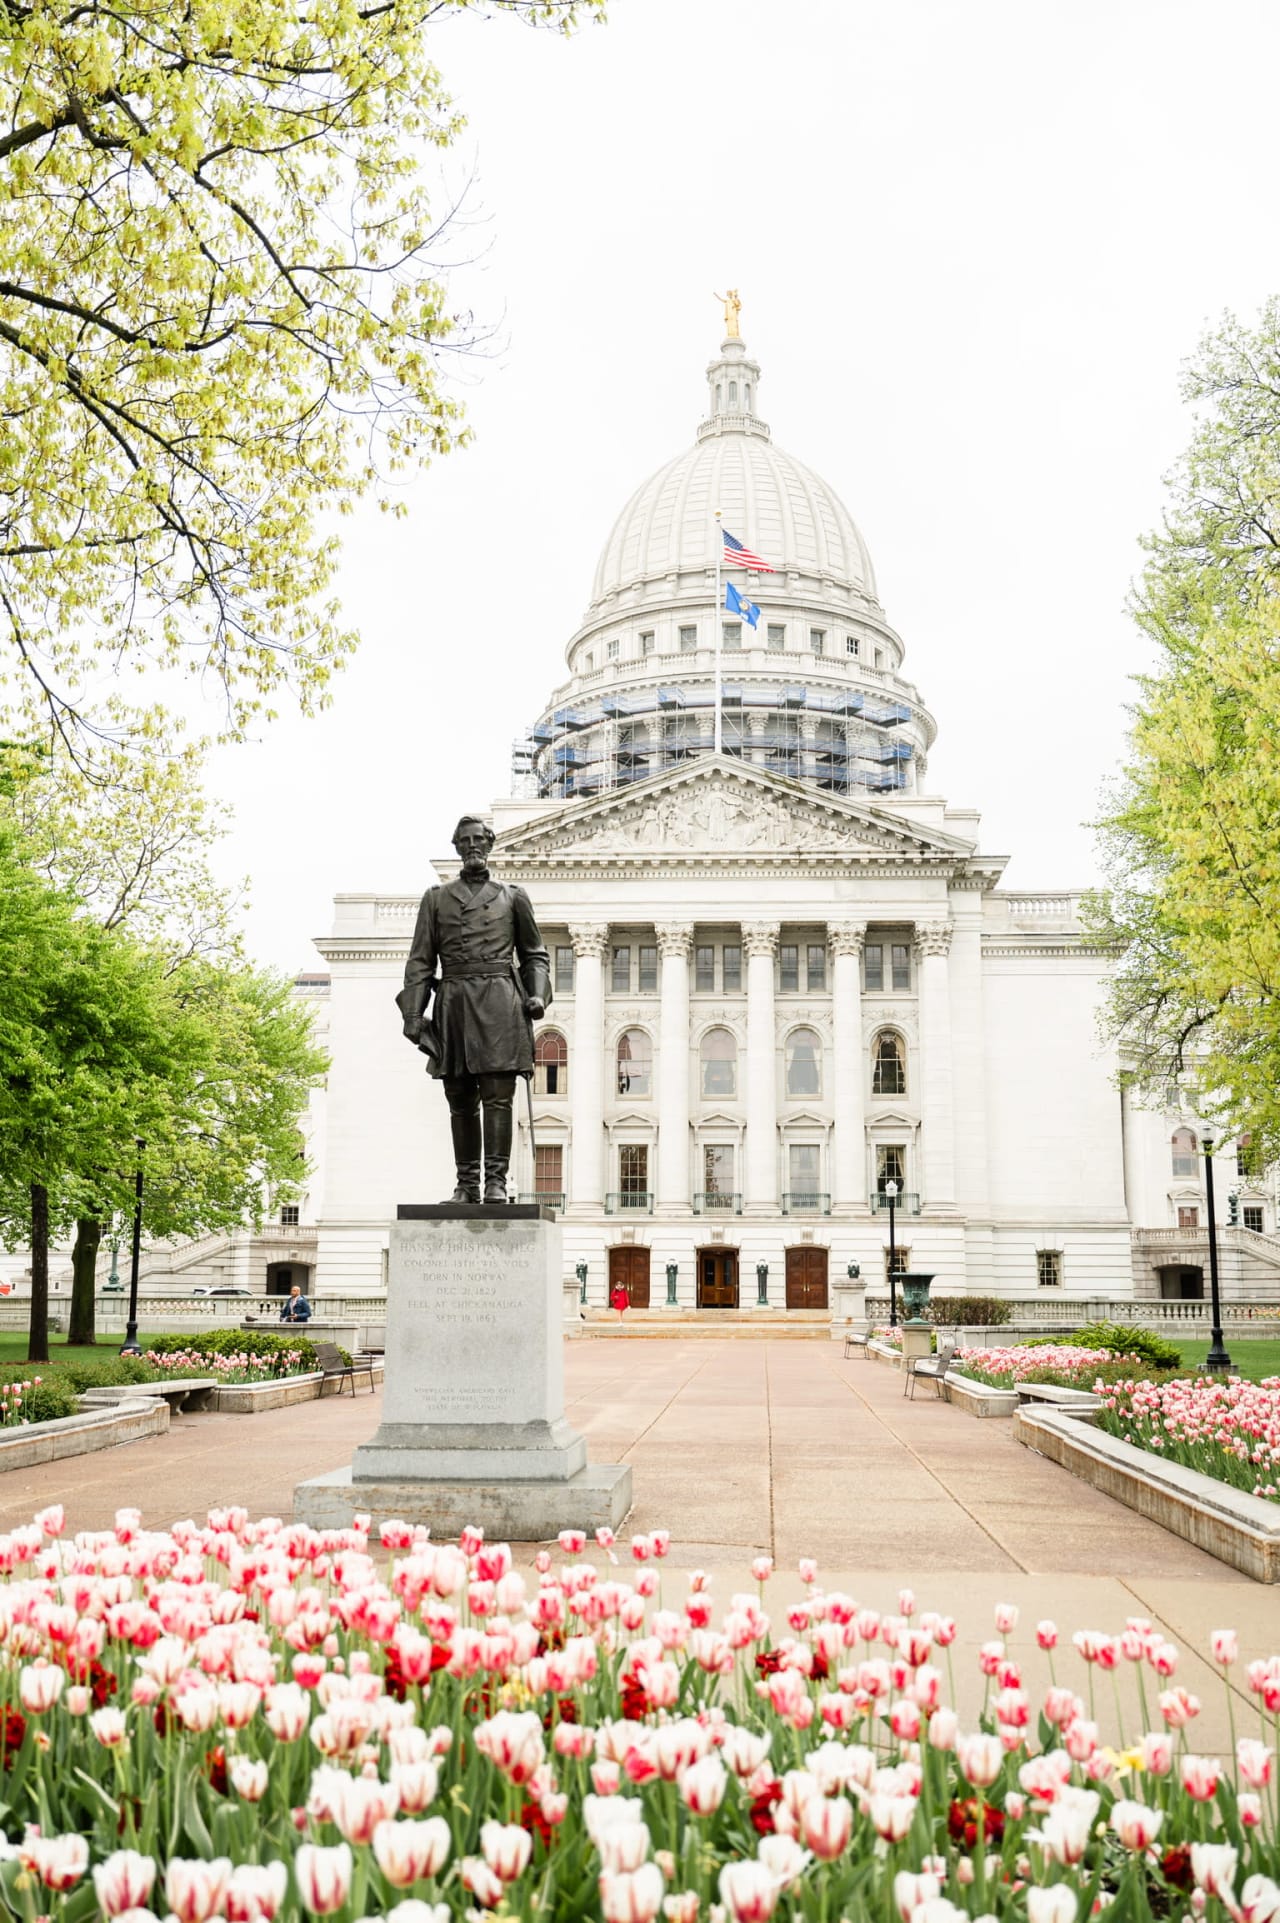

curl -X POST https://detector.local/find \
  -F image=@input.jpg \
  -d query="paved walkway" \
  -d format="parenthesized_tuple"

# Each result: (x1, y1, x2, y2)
(0, 1340, 1273, 1749)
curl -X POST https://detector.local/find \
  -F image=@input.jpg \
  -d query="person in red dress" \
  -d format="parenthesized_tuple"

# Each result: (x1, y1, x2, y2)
(610, 1284, 629, 1321)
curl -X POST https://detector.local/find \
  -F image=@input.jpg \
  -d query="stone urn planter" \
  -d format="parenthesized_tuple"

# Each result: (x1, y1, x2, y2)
(900, 1271, 935, 1321)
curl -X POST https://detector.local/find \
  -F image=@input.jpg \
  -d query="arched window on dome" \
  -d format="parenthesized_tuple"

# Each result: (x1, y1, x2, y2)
(785, 1027, 821, 1098)
(616, 1029, 652, 1098)
(871, 1030, 906, 1097)
(700, 1028, 737, 1099)
(716, 382, 722, 410)
(744, 382, 752, 412)
(1171, 1127, 1198, 1178)
(534, 1030, 568, 1098)
(728, 380, 738, 408)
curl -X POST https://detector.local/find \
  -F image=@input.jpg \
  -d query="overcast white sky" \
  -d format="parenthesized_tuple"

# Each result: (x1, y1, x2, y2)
(205, 0, 1280, 973)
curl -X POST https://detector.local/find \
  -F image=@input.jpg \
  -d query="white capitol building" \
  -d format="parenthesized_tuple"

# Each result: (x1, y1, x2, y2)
(275, 322, 1280, 1316)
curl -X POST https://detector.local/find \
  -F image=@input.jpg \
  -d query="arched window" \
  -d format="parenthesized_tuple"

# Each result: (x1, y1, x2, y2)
(715, 382, 722, 409)
(785, 1027, 821, 1098)
(871, 1031, 906, 1096)
(1171, 1127, 1198, 1178)
(616, 1029, 653, 1098)
(744, 382, 752, 411)
(728, 380, 738, 407)
(700, 1028, 737, 1098)
(534, 1030, 568, 1097)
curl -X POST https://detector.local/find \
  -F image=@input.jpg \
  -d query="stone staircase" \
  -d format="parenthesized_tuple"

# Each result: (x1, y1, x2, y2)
(583, 1308, 832, 1340)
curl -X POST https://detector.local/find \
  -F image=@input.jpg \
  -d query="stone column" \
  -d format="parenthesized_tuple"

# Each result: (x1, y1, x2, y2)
(743, 922, 779, 1215)
(829, 923, 866, 1214)
(948, 898, 989, 1217)
(568, 925, 608, 1214)
(916, 920, 956, 1211)
(655, 924, 693, 1214)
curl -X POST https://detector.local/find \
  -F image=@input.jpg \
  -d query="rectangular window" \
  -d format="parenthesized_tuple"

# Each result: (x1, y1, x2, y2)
(722, 622, 741, 651)
(875, 647, 884, 667)
(534, 1144, 563, 1198)
(607, 637, 620, 660)
(845, 635, 859, 657)
(885, 1244, 909, 1280)
(864, 943, 884, 991)
(703, 1144, 735, 1197)
(806, 943, 826, 991)
(876, 1144, 906, 1192)
(611, 946, 630, 993)
(1036, 1250, 1062, 1288)
(640, 631, 655, 655)
(809, 628, 825, 655)
(554, 946, 575, 994)
(1244, 1205, 1264, 1233)
(679, 625, 697, 653)
(638, 944, 658, 992)
(891, 943, 911, 990)
(766, 624, 786, 652)
(280, 1204, 300, 1227)
(722, 943, 742, 992)
(779, 943, 799, 992)
(788, 1144, 820, 1195)
(695, 945, 715, 992)
(1177, 1205, 1199, 1229)
(619, 1144, 648, 1197)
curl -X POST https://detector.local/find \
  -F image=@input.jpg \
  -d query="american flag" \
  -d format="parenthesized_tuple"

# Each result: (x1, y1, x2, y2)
(722, 527, 777, 573)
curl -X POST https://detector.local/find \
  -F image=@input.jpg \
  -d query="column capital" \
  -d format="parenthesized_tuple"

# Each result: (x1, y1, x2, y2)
(742, 921, 780, 959)
(914, 919, 953, 959)
(827, 921, 866, 958)
(568, 923, 610, 961)
(655, 923, 694, 959)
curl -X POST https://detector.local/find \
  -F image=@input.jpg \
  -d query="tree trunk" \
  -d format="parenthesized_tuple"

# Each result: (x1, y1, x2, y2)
(27, 1182, 49, 1365)
(68, 1217, 101, 1346)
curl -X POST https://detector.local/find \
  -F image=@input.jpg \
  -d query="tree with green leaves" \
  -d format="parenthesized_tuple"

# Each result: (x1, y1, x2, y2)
(1090, 298, 1280, 1164)
(0, 0, 602, 764)
(0, 819, 325, 1359)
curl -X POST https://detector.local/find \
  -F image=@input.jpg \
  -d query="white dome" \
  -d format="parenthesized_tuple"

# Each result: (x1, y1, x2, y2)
(588, 335, 877, 610)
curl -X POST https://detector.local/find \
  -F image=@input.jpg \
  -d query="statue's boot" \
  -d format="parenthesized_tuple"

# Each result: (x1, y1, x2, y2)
(482, 1098, 514, 1205)
(447, 1109, 482, 1204)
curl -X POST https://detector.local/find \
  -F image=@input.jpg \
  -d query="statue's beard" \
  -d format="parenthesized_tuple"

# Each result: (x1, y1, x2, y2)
(460, 854, 490, 879)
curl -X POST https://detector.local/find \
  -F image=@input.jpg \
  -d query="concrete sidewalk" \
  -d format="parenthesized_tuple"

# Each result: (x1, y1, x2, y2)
(0, 1338, 1273, 1749)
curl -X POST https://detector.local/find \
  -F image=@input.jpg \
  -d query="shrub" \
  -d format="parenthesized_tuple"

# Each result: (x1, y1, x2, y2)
(57, 1357, 157, 1392)
(144, 1329, 320, 1373)
(0, 1377, 77, 1425)
(928, 1294, 1011, 1326)
(1066, 1321, 1182, 1370)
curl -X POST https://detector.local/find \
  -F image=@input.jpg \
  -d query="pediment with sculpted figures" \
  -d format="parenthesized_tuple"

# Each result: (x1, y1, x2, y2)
(496, 757, 974, 865)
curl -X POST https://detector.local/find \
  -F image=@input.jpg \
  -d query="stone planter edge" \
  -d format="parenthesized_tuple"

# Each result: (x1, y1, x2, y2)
(1014, 1404, 1280, 1584)
(0, 1397, 170, 1470)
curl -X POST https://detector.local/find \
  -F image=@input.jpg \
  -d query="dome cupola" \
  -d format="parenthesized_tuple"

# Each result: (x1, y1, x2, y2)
(511, 308, 935, 806)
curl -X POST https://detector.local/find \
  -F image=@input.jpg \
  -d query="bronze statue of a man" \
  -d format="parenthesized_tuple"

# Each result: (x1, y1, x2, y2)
(396, 816, 551, 1204)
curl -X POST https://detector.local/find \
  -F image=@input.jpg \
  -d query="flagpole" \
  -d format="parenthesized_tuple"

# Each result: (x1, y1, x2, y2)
(714, 507, 723, 756)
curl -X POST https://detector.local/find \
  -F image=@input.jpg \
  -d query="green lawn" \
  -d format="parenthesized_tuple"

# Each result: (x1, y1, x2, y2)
(0, 1332, 174, 1369)
(1170, 1337, 1280, 1383)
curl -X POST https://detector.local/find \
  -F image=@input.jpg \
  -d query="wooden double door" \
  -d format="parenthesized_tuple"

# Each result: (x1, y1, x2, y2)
(608, 1246, 650, 1308)
(697, 1248, 738, 1308)
(785, 1246, 829, 1309)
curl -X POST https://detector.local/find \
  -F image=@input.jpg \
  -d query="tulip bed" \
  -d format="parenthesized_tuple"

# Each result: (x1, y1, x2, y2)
(956, 1346, 1135, 1389)
(1094, 1375, 1280, 1504)
(0, 1506, 1277, 1923)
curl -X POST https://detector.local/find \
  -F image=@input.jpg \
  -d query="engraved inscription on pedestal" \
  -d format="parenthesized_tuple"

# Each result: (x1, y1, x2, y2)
(384, 1218, 560, 1430)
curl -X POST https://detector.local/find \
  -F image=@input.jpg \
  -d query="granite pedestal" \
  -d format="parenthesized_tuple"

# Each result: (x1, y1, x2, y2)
(294, 1206, 632, 1537)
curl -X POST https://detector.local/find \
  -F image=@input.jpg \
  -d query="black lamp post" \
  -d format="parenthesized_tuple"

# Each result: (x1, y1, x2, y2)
(885, 1179, 899, 1326)
(756, 1261, 768, 1307)
(665, 1261, 678, 1307)
(1201, 1137, 1232, 1374)
(576, 1259, 588, 1307)
(120, 1143, 145, 1358)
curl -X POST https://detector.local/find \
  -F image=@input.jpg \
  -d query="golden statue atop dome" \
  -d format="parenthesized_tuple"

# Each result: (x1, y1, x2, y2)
(714, 288, 742, 339)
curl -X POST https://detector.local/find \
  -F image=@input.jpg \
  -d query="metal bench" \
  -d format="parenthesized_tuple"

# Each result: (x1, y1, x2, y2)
(904, 1337, 959, 1400)
(314, 1342, 377, 1397)
(842, 1328, 872, 1360)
